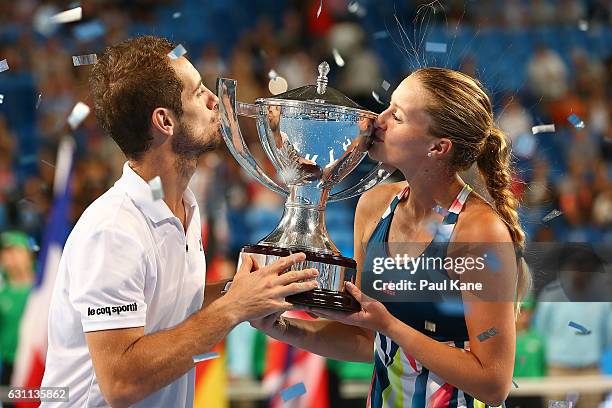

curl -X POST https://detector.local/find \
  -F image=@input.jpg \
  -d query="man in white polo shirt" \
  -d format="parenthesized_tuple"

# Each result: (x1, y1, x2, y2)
(40, 36, 319, 407)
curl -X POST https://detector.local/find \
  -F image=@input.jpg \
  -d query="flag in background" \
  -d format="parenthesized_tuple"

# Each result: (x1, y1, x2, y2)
(263, 310, 330, 408)
(194, 255, 229, 408)
(11, 137, 74, 408)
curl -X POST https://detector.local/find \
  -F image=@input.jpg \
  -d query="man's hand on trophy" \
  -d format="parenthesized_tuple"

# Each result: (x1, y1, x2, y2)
(222, 252, 319, 323)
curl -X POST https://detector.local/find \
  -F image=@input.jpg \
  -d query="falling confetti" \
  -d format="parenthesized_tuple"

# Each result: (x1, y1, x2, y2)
(280, 382, 307, 402)
(372, 91, 385, 105)
(512, 379, 519, 388)
(332, 48, 345, 67)
(381, 80, 390, 91)
(41, 159, 56, 169)
(28, 237, 40, 252)
(568, 321, 591, 335)
(484, 252, 501, 272)
(268, 76, 288, 95)
(542, 209, 563, 223)
(567, 113, 585, 129)
(0, 59, 8, 73)
(548, 401, 571, 408)
(578, 20, 588, 31)
(36, 93, 42, 109)
(168, 44, 187, 60)
(193, 352, 220, 363)
(425, 42, 447, 53)
(73, 20, 106, 42)
(67, 101, 90, 130)
(477, 327, 498, 342)
(316, 0, 323, 18)
(72, 54, 97, 66)
(373, 31, 389, 40)
(148, 176, 164, 201)
(172, 11, 182, 19)
(424, 321, 436, 332)
(0, 95, 3, 104)
(268, 69, 278, 80)
(347, 1, 366, 17)
(50, 6, 82, 24)
(532, 124, 555, 134)
(433, 205, 449, 216)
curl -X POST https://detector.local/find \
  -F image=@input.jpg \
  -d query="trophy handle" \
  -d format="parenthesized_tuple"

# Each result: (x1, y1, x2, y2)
(328, 162, 395, 202)
(217, 78, 289, 197)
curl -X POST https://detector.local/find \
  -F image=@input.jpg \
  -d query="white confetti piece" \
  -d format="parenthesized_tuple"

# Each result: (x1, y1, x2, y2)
(332, 48, 345, 67)
(317, 0, 323, 18)
(542, 209, 562, 223)
(424, 320, 436, 332)
(328, 149, 335, 164)
(548, 401, 571, 408)
(0, 59, 8, 73)
(192, 352, 219, 363)
(167, 44, 187, 60)
(347, 1, 366, 17)
(148, 176, 165, 201)
(72, 53, 97, 66)
(0, 95, 3, 104)
(425, 42, 447, 53)
(35, 93, 42, 109)
(50, 6, 82, 24)
(268, 76, 288, 95)
(381, 80, 390, 91)
(67, 101, 90, 130)
(371, 91, 385, 105)
(268, 69, 278, 80)
(172, 11, 182, 19)
(578, 20, 588, 31)
(532, 124, 555, 134)
(373, 31, 389, 40)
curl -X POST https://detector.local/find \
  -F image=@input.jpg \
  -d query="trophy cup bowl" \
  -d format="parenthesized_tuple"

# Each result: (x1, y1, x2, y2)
(217, 62, 394, 311)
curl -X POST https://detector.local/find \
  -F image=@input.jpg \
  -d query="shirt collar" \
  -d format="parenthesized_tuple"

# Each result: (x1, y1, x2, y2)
(115, 161, 197, 224)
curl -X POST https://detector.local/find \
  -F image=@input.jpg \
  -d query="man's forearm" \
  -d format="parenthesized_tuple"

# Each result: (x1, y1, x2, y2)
(266, 317, 373, 362)
(109, 298, 237, 407)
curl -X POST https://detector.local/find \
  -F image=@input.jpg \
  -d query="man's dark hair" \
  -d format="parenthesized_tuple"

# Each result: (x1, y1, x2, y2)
(89, 36, 184, 160)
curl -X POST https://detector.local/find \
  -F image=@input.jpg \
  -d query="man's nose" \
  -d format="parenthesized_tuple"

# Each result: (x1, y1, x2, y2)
(208, 92, 219, 111)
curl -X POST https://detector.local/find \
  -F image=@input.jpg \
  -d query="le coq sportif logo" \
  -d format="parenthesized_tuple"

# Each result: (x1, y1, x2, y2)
(88, 302, 138, 316)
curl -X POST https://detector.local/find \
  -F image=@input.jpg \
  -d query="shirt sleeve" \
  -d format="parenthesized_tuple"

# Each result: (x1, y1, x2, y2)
(68, 227, 149, 332)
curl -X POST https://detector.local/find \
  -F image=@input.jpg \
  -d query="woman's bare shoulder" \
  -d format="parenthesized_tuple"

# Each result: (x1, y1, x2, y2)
(354, 181, 406, 240)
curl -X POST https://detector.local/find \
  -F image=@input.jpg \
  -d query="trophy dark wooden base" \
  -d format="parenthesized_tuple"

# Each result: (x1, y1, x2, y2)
(242, 244, 361, 312)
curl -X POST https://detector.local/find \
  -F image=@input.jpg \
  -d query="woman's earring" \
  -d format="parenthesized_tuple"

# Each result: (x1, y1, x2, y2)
(427, 152, 432, 157)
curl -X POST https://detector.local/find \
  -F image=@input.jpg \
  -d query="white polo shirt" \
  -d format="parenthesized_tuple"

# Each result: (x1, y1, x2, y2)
(41, 162, 206, 407)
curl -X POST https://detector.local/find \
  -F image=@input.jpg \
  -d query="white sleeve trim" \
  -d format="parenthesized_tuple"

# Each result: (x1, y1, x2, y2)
(82, 316, 146, 332)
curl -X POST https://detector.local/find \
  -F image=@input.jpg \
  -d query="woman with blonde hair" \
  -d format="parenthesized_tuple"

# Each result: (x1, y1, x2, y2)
(251, 67, 529, 408)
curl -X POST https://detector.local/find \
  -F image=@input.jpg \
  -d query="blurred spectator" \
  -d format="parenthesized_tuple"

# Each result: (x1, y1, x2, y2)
(527, 46, 569, 100)
(534, 248, 612, 408)
(506, 297, 545, 408)
(0, 231, 34, 385)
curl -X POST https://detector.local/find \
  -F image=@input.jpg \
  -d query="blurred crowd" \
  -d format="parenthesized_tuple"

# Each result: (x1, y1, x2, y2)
(0, 0, 610, 405)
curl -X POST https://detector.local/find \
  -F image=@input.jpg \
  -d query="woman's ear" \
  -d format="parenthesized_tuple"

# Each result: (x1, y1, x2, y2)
(432, 138, 453, 155)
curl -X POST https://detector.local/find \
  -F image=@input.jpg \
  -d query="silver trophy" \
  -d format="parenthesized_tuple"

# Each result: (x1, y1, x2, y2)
(217, 62, 393, 311)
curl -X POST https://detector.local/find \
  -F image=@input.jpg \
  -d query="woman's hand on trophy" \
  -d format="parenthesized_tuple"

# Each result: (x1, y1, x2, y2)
(222, 252, 319, 323)
(309, 282, 396, 336)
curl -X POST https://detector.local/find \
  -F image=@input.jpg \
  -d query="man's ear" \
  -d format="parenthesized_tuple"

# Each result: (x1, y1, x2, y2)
(151, 107, 175, 137)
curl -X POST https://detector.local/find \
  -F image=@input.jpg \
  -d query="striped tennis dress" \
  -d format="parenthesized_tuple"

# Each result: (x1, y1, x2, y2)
(364, 183, 500, 408)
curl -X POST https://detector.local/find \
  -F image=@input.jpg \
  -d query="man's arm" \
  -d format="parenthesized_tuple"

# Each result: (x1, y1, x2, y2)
(86, 296, 236, 407)
(85, 253, 318, 407)
(203, 279, 232, 308)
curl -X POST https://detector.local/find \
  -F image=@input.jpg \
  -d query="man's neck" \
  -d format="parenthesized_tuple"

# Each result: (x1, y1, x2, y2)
(128, 153, 196, 217)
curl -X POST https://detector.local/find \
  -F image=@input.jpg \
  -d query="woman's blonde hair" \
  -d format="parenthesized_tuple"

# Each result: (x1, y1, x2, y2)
(413, 67, 531, 310)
